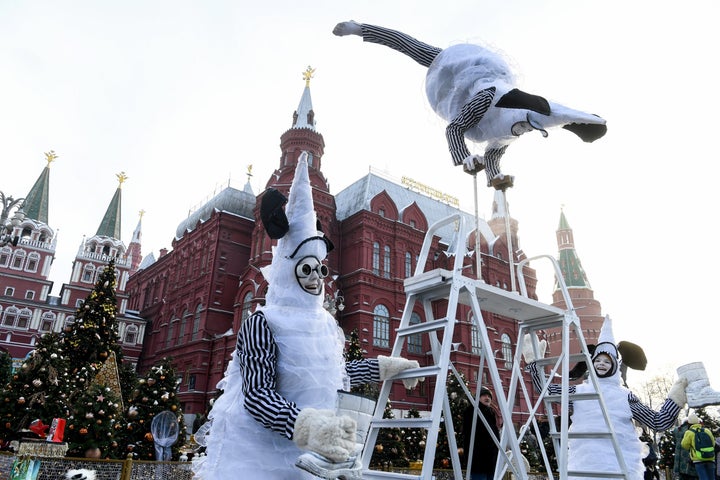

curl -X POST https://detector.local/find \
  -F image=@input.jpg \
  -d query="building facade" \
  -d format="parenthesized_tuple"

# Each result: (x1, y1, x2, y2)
(126, 76, 605, 426)
(0, 157, 146, 367)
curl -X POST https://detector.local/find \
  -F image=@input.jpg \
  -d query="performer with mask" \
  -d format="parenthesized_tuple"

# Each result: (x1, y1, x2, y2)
(194, 152, 419, 480)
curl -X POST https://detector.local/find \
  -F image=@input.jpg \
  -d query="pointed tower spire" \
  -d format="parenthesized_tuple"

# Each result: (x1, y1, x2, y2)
(96, 172, 126, 239)
(292, 66, 317, 131)
(555, 208, 590, 288)
(22, 150, 57, 224)
(126, 209, 144, 273)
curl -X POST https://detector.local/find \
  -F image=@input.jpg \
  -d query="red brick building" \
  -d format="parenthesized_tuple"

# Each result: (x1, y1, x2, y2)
(126, 77, 606, 425)
(0, 156, 147, 367)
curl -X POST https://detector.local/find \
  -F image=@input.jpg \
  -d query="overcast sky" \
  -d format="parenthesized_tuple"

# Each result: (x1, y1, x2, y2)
(2, 1, 719, 394)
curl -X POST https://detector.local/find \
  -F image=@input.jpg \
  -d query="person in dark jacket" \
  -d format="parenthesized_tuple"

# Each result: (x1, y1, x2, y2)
(463, 387, 500, 480)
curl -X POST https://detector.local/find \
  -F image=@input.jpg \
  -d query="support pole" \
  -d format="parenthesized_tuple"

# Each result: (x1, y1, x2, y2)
(501, 190, 516, 292)
(473, 173, 482, 281)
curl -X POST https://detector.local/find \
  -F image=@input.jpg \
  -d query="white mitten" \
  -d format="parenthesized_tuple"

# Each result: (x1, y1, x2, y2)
(378, 355, 422, 389)
(521, 334, 546, 364)
(293, 408, 357, 462)
(332, 20, 363, 37)
(667, 377, 688, 407)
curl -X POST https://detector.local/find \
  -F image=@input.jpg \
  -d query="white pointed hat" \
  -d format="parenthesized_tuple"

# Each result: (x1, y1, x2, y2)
(591, 315, 620, 377)
(261, 152, 332, 307)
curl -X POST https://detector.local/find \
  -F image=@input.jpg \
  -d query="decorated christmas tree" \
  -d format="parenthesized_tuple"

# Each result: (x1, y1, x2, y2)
(434, 371, 469, 469)
(0, 333, 72, 444)
(657, 428, 675, 470)
(64, 382, 123, 458)
(121, 357, 186, 460)
(402, 408, 427, 464)
(345, 328, 378, 398)
(370, 401, 408, 469)
(0, 349, 12, 387)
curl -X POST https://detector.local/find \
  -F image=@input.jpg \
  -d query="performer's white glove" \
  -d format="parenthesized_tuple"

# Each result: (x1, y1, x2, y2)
(293, 408, 357, 462)
(667, 376, 688, 407)
(333, 20, 362, 37)
(462, 154, 485, 173)
(378, 355, 422, 389)
(521, 334, 547, 364)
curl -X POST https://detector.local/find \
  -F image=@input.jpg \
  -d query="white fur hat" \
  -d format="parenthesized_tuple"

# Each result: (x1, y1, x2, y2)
(687, 412, 701, 425)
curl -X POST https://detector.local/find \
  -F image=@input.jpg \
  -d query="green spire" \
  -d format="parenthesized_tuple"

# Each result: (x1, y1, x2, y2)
(22, 151, 57, 224)
(96, 172, 126, 239)
(556, 209, 591, 289)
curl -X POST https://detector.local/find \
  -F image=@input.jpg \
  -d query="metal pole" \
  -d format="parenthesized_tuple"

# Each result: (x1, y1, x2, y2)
(473, 174, 482, 281)
(501, 191, 516, 292)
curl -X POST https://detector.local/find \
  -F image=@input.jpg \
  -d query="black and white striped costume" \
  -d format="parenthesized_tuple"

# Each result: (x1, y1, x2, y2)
(526, 361, 680, 478)
(359, 23, 510, 185)
(237, 310, 380, 440)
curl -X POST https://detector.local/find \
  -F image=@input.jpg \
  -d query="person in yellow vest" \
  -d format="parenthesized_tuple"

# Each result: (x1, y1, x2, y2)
(681, 412, 717, 480)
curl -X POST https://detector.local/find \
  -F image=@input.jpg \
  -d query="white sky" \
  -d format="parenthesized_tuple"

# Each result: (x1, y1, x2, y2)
(2, 1, 719, 395)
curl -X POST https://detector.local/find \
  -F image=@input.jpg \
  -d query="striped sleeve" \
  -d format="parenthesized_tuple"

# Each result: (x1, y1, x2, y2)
(446, 87, 497, 165)
(236, 311, 300, 440)
(526, 361, 576, 396)
(361, 24, 441, 68)
(628, 393, 680, 431)
(346, 359, 380, 386)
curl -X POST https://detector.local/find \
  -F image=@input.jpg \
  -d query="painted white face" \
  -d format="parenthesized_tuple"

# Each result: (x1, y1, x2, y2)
(511, 121, 535, 136)
(593, 354, 614, 376)
(294, 255, 328, 296)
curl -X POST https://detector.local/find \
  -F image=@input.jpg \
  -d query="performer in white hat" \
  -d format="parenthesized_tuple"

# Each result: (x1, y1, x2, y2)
(193, 152, 419, 479)
(523, 316, 686, 479)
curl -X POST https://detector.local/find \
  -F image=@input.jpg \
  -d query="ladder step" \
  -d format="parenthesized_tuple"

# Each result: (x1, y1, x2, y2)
(361, 470, 422, 480)
(545, 392, 600, 402)
(372, 418, 433, 429)
(567, 470, 626, 478)
(534, 353, 587, 367)
(550, 431, 613, 440)
(387, 365, 441, 381)
(519, 314, 567, 331)
(396, 317, 451, 336)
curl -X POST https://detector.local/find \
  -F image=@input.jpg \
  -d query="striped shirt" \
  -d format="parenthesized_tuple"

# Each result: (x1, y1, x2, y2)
(237, 311, 380, 439)
(527, 362, 680, 431)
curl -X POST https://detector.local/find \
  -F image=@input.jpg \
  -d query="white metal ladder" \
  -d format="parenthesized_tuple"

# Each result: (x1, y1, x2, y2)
(504, 255, 630, 480)
(360, 213, 630, 480)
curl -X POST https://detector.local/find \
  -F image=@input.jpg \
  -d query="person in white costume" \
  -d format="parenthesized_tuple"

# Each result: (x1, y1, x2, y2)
(523, 317, 685, 480)
(193, 152, 419, 480)
(333, 21, 607, 190)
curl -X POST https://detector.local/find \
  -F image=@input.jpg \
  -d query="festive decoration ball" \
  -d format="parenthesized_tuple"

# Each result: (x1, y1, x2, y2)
(99, 351, 108, 359)
(17, 397, 25, 405)
(96, 420, 102, 425)
(4, 422, 10, 429)
(160, 376, 166, 381)
(441, 458, 450, 468)
(145, 433, 154, 441)
(147, 378, 156, 386)
(171, 405, 177, 412)
(375, 445, 383, 453)
(79, 428, 88, 435)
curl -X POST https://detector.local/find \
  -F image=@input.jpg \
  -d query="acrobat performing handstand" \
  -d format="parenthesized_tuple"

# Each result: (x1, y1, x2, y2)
(333, 20, 607, 190)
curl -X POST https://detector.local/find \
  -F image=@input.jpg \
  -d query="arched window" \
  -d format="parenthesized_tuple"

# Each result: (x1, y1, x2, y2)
(2, 307, 19, 327)
(383, 245, 391, 278)
(25, 252, 40, 273)
(82, 264, 96, 283)
(64, 316, 75, 330)
(40, 312, 56, 332)
(471, 320, 482, 355)
(192, 304, 202, 341)
(0, 247, 10, 267)
(373, 304, 390, 348)
(404, 252, 412, 278)
(17, 309, 31, 329)
(501, 333, 513, 369)
(166, 317, 178, 349)
(407, 312, 423, 354)
(178, 309, 190, 344)
(372, 242, 380, 275)
(124, 325, 139, 344)
(11, 250, 26, 270)
(241, 292, 253, 323)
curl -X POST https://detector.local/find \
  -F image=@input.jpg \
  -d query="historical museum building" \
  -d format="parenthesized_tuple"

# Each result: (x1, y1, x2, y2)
(124, 76, 604, 422)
